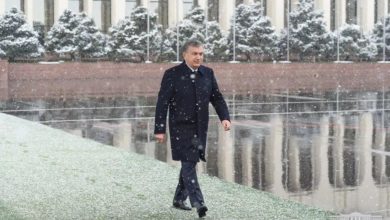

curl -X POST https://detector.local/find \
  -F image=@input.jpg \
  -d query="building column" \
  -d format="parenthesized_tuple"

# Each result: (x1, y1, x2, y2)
(243, 0, 254, 4)
(113, 122, 133, 151)
(197, 0, 207, 9)
(111, 0, 125, 26)
(355, 113, 377, 212)
(264, 115, 287, 196)
(373, 121, 386, 183)
(291, 0, 299, 10)
(335, 0, 347, 27)
(140, 0, 149, 6)
(357, 0, 375, 32)
(54, 0, 68, 22)
(168, 0, 184, 28)
(311, 116, 333, 210)
(24, 0, 34, 26)
(82, 0, 93, 16)
(241, 137, 254, 187)
(266, 0, 285, 32)
(217, 123, 235, 182)
(356, 113, 374, 186)
(0, 61, 9, 101)
(378, 0, 389, 21)
(287, 136, 301, 192)
(332, 115, 345, 187)
(312, 116, 331, 190)
(0, 0, 5, 14)
(315, 0, 331, 31)
(219, 0, 235, 33)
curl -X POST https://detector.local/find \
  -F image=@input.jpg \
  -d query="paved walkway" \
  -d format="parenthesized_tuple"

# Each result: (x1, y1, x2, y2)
(0, 113, 334, 219)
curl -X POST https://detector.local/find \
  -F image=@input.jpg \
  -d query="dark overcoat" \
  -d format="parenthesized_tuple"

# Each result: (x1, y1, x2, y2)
(154, 62, 230, 162)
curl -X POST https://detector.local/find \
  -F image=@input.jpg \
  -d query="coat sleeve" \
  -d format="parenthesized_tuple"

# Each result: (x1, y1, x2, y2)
(154, 71, 174, 134)
(210, 70, 230, 122)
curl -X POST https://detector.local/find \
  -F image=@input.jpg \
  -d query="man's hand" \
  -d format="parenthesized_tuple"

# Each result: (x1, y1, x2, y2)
(222, 120, 231, 131)
(155, 133, 165, 143)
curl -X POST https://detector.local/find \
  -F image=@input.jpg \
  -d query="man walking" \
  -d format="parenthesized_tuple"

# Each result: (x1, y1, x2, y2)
(154, 40, 231, 218)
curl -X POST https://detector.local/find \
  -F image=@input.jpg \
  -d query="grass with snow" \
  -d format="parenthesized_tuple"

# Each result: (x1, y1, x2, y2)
(0, 113, 335, 219)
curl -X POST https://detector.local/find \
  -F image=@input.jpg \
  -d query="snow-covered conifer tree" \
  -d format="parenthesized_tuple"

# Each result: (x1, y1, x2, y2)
(45, 9, 79, 59)
(358, 35, 377, 61)
(287, 0, 333, 61)
(75, 13, 107, 58)
(0, 8, 43, 61)
(336, 24, 376, 61)
(162, 7, 226, 61)
(371, 15, 390, 60)
(204, 21, 228, 61)
(108, 6, 162, 62)
(46, 10, 107, 59)
(247, 5, 278, 61)
(227, 3, 277, 61)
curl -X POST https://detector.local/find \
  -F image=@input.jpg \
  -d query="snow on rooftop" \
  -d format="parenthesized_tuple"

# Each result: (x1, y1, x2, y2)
(0, 113, 334, 219)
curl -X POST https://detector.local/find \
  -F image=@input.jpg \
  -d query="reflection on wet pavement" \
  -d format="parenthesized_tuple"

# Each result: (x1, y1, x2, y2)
(2, 90, 390, 217)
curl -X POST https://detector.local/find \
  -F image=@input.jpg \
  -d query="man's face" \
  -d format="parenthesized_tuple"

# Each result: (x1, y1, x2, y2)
(183, 46, 204, 69)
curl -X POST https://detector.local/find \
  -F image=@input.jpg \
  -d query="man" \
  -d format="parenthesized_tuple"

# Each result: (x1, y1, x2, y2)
(154, 40, 231, 218)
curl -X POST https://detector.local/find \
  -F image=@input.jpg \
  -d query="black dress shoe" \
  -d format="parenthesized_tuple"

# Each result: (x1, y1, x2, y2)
(173, 201, 191, 211)
(197, 205, 208, 218)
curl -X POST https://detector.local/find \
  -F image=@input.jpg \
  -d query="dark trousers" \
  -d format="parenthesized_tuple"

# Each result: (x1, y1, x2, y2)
(173, 161, 204, 208)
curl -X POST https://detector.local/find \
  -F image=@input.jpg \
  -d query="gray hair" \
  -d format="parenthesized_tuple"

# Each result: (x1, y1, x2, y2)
(182, 40, 203, 53)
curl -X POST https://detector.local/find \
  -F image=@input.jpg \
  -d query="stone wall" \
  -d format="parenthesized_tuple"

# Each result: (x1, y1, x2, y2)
(4, 61, 390, 100)
(0, 60, 8, 100)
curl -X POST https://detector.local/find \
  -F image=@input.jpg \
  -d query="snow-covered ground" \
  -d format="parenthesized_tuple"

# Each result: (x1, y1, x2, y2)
(0, 113, 334, 219)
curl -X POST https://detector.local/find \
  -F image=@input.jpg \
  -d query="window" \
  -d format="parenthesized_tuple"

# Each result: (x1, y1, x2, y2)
(208, 0, 219, 21)
(158, 0, 168, 28)
(183, 0, 194, 15)
(93, 0, 111, 32)
(284, 0, 291, 28)
(346, 0, 357, 24)
(331, 0, 336, 30)
(33, 0, 45, 32)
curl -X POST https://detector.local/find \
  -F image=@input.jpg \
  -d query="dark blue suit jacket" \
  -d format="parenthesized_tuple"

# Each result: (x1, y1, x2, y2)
(154, 62, 230, 162)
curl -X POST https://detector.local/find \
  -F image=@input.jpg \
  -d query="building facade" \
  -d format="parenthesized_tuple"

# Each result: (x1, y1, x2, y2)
(0, 0, 389, 34)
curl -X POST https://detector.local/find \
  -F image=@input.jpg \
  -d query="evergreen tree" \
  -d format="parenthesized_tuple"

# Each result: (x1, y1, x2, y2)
(227, 3, 257, 61)
(204, 21, 229, 61)
(75, 13, 107, 58)
(0, 8, 43, 61)
(227, 3, 277, 61)
(162, 7, 226, 61)
(162, 7, 204, 61)
(336, 24, 377, 61)
(46, 10, 107, 59)
(287, 0, 333, 61)
(371, 15, 390, 60)
(247, 8, 278, 61)
(45, 9, 79, 59)
(108, 6, 162, 62)
(358, 35, 377, 61)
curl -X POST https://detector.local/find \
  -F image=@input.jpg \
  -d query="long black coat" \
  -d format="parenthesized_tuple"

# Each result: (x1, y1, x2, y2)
(154, 62, 230, 162)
